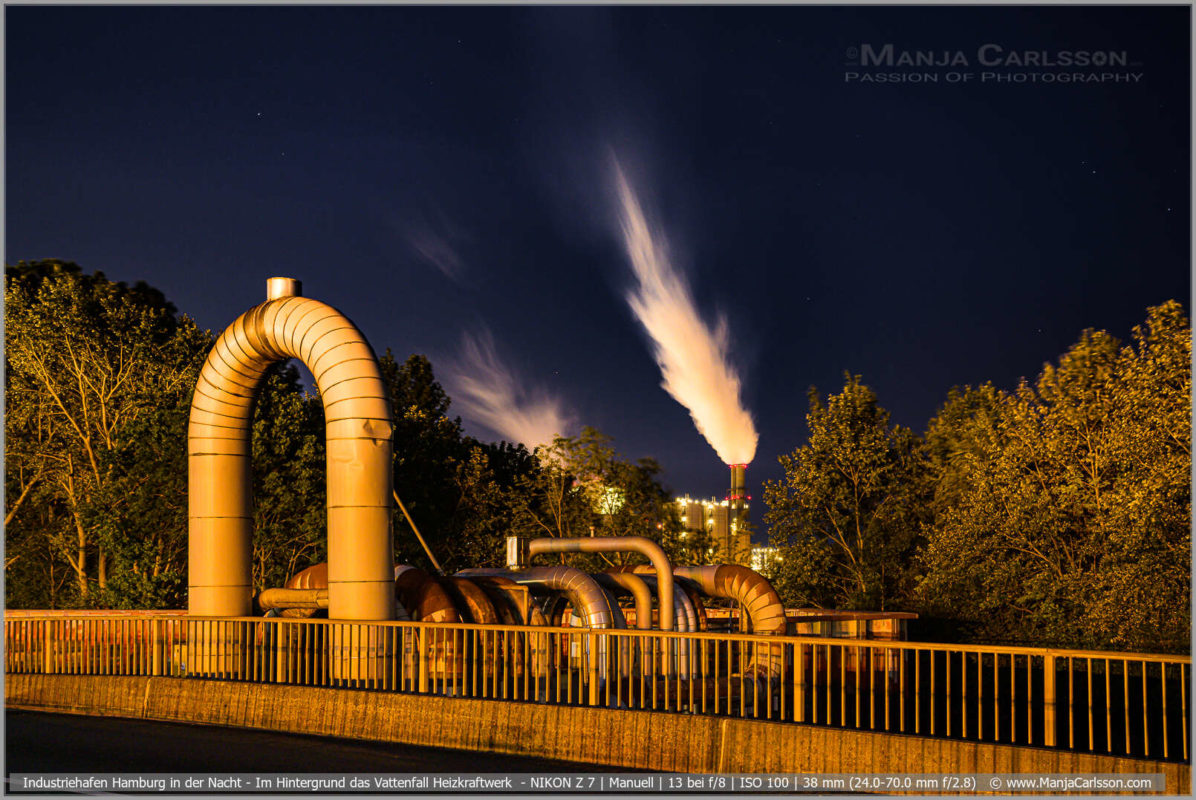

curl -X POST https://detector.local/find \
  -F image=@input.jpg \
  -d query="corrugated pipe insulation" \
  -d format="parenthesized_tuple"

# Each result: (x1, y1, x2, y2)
(189, 278, 395, 620)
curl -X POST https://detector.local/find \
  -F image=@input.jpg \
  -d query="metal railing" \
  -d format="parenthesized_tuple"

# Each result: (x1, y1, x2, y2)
(5, 614, 1189, 763)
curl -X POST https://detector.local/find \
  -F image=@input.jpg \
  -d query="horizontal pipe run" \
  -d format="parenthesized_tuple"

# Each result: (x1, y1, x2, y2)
(455, 567, 622, 630)
(258, 588, 328, 610)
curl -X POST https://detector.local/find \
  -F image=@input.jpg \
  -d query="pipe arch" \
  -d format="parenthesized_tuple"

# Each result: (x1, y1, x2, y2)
(188, 279, 395, 620)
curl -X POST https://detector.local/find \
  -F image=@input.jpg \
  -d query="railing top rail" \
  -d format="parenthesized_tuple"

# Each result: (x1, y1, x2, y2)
(6, 612, 1190, 664)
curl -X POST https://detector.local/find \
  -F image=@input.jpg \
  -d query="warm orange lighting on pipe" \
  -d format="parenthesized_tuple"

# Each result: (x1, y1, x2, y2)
(188, 278, 395, 620)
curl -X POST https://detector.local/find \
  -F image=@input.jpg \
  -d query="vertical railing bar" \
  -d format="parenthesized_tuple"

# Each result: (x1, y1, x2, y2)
(301, 622, 308, 686)
(872, 644, 879, 730)
(946, 651, 951, 738)
(884, 645, 891, 732)
(726, 635, 734, 718)
(1104, 657, 1112, 754)
(1123, 658, 1130, 756)
(835, 643, 843, 727)
(442, 628, 449, 696)
(962, 650, 968, 739)
(1141, 659, 1148, 758)
(992, 653, 999, 742)
(855, 644, 862, 729)
(978, 651, 984, 741)
(1068, 656, 1075, 749)
(1182, 663, 1188, 761)
(1009, 655, 1018, 741)
(1087, 657, 1094, 752)
(1028, 654, 1034, 746)
(777, 641, 784, 722)
(702, 639, 709, 715)
(913, 649, 920, 735)
(490, 631, 499, 698)
(638, 632, 644, 711)
(1161, 662, 1169, 759)
(675, 634, 681, 714)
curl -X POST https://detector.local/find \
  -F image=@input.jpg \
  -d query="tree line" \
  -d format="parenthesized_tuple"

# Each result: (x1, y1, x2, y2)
(4, 260, 697, 612)
(763, 300, 1190, 653)
(5, 261, 1189, 652)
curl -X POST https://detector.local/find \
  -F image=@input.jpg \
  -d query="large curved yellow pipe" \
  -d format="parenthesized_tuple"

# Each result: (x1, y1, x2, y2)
(188, 278, 395, 620)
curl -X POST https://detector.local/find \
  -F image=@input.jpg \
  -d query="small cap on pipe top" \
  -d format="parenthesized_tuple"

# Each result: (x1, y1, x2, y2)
(266, 277, 302, 300)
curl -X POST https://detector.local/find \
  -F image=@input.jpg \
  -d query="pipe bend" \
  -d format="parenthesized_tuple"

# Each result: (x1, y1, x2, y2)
(188, 288, 395, 621)
(456, 566, 622, 629)
(593, 572, 652, 631)
(525, 536, 673, 631)
(674, 563, 786, 679)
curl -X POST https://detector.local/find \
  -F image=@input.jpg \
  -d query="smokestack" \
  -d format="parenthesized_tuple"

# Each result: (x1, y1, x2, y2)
(729, 464, 747, 502)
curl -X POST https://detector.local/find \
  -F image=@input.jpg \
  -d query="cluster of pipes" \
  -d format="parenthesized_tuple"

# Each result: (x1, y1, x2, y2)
(187, 278, 786, 681)
(260, 535, 787, 679)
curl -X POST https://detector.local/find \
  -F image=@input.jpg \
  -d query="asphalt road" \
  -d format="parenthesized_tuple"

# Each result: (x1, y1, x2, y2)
(5, 709, 642, 777)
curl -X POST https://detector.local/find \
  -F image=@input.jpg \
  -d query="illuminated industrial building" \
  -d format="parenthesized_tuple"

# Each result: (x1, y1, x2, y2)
(674, 464, 753, 565)
(750, 546, 781, 575)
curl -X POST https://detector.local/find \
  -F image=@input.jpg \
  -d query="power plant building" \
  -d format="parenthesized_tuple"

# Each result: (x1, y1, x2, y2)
(674, 496, 750, 565)
(674, 463, 753, 565)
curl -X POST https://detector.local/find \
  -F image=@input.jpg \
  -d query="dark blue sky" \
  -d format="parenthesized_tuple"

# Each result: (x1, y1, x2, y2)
(6, 7, 1189, 515)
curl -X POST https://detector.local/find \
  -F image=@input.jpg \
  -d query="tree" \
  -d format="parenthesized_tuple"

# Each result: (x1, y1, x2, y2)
(380, 351, 475, 570)
(5, 260, 210, 607)
(508, 427, 685, 571)
(917, 302, 1190, 651)
(248, 363, 327, 594)
(764, 375, 927, 610)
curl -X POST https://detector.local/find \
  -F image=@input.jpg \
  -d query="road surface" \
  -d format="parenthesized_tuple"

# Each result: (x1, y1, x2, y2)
(5, 709, 642, 776)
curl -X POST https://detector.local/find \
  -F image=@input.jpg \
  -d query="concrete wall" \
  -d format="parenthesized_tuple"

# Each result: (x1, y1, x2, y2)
(7, 674, 1189, 793)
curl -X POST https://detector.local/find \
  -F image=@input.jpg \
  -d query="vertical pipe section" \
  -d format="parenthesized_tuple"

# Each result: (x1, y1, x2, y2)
(188, 278, 395, 620)
(592, 573, 653, 630)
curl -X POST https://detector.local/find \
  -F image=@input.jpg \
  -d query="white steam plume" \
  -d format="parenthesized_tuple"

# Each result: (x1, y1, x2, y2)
(614, 162, 758, 466)
(445, 329, 574, 451)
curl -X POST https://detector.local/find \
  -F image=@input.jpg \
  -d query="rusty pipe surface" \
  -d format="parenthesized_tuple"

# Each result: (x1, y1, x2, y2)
(524, 536, 673, 631)
(456, 566, 621, 629)
(439, 577, 499, 625)
(394, 565, 458, 623)
(466, 576, 533, 626)
(188, 279, 395, 620)
(592, 572, 652, 630)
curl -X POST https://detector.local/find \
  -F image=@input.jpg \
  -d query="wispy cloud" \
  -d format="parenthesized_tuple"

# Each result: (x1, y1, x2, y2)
(405, 208, 469, 284)
(444, 328, 575, 451)
(612, 157, 758, 466)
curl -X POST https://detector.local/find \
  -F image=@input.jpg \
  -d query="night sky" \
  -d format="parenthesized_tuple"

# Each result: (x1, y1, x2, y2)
(6, 7, 1190, 524)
